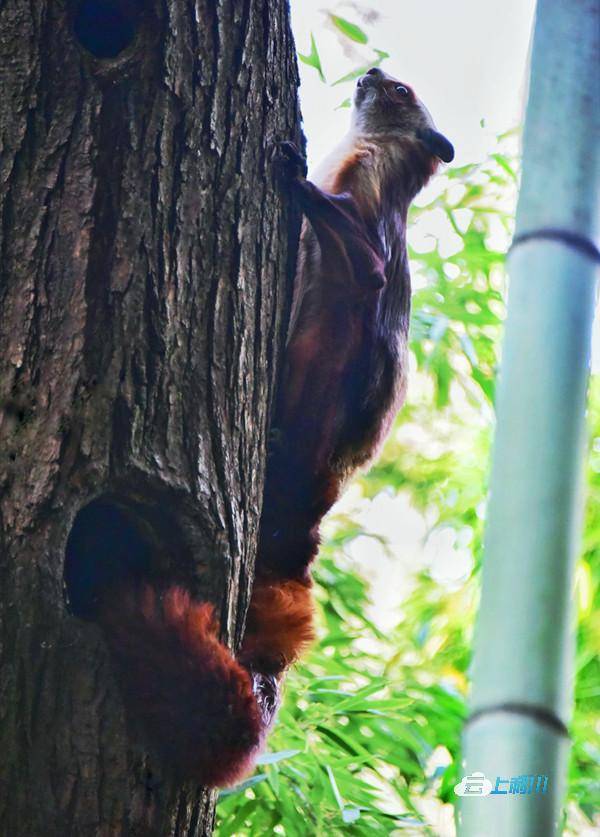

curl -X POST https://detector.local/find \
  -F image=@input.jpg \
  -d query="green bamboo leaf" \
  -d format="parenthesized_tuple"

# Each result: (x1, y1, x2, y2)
(298, 33, 325, 82)
(471, 367, 495, 402)
(429, 315, 449, 343)
(332, 64, 372, 87)
(491, 152, 519, 182)
(255, 748, 301, 765)
(460, 333, 479, 366)
(325, 765, 346, 811)
(329, 14, 368, 44)
(266, 763, 280, 796)
(331, 50, 389, 86)
(217, 773, 268, 797)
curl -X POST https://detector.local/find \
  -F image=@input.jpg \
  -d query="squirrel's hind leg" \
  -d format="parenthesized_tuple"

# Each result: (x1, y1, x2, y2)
(239, 577, 315, 675)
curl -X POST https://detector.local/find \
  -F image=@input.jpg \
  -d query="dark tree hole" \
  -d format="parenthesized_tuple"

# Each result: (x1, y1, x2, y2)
(64, 499, 155, 619)
(72, 0, 144, 58)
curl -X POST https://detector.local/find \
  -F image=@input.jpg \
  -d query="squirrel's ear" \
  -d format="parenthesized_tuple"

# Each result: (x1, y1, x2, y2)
(417, 128, 454, 163)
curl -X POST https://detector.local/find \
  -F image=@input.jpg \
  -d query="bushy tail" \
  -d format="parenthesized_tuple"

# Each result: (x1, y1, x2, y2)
(99, 586, 269, 787)
(97, 580, 314, 787)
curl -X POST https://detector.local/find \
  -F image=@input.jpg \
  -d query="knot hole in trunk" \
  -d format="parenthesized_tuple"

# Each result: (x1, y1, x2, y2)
(71, 0, 146, 59)
(64, 497, 179, 620)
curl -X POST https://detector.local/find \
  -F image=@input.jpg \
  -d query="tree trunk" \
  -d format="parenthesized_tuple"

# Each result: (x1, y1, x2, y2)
(0, 1, 301, 834)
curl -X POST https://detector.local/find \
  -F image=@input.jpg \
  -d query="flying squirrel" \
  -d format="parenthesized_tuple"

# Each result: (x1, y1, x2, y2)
(69, 67, 454, 787)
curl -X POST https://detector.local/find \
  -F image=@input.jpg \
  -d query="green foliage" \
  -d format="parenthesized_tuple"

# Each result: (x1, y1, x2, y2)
(330, 50, 389, 88)
(217, 16, 599, 835)
(569, 377, 600, 824)
(298, 33, 326, 83)
(328, 14, 368, 45)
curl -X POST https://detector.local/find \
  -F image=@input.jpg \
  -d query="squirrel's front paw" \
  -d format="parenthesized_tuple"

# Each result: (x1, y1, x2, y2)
(273, 140, 308, 181)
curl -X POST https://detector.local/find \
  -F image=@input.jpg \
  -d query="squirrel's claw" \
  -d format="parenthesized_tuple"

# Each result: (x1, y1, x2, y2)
(273, 140, 308, 181)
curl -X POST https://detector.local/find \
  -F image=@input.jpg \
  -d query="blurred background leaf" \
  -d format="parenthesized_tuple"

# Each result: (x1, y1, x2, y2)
(298, 33, 326, 83)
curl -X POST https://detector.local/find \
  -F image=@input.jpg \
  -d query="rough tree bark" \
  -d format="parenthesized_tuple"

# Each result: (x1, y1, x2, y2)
(0, 1, 302, 834)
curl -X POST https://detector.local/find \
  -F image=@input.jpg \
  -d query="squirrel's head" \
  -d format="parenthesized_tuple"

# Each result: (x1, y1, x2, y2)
(353, 67, 454, 165)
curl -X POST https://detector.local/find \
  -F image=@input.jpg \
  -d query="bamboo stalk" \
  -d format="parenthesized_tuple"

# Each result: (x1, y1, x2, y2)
(459, 0, 599, 834)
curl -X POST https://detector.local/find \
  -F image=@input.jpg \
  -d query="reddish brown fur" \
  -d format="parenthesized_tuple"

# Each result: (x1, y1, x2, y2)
(99, 586, 264, 787)
(329, 148, 374, 198)
(240, 578, 315, 672)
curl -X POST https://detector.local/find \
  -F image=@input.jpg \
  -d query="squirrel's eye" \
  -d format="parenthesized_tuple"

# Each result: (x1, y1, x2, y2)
(395, 85, 409, 96)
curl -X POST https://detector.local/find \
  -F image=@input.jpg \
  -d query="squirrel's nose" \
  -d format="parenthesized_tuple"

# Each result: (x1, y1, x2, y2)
(357, 67, 383, 88)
